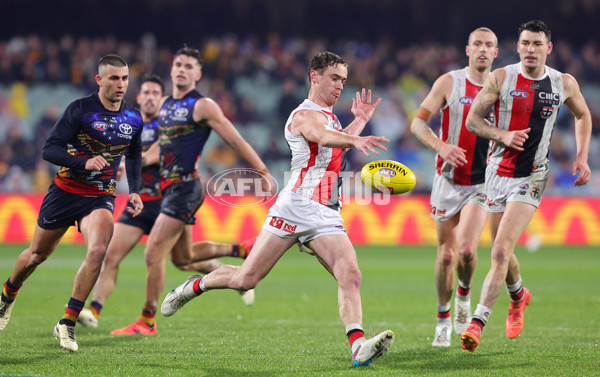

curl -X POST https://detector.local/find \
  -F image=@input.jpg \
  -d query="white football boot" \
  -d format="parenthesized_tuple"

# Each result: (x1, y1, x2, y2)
(0, 299, 15, 331)
(454, 294, 472, 335)
(352, 330, 394, 367)
(77, 308, 98, 328)
(432, 319, 452, 347)
(161, 274, 202, 317)
(239, 289, 255, 306)
(53, 322, 79, 352)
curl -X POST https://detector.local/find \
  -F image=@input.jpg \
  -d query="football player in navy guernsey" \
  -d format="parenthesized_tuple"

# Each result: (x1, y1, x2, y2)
(115, 47, 275, 335)
(460, 20, 592, 352)
(77, 75, 257, 334)
(0, 54, 144, 352)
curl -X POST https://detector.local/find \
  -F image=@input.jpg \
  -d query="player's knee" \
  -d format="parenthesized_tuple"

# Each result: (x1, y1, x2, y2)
(458, 242, 477, 261)
(27, 248, 50, 267)
(87, 244, 108, 266)
(339, 267, 362, 292)
(490, 244, 512, 266)
(438, 246, 456, 267)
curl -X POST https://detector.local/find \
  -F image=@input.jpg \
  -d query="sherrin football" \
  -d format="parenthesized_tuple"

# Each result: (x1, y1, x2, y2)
(361, 160, 416, 194)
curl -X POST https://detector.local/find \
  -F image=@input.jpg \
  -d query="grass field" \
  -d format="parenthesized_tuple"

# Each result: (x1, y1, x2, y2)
(0, 244, 599, 376)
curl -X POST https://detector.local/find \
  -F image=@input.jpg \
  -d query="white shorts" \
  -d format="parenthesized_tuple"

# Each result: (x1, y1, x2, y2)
(263, 190, 347, 244)
(430, 174, 486, 221)
(485, 164, 549, 213)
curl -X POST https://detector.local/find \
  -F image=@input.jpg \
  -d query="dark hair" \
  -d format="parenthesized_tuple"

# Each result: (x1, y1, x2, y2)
(98, 54, 127, 69)
(139, 73, 164, 94)
(308, 51, 347, 79)
(518, 20, 551, 42)
(174, 46, 204, 68)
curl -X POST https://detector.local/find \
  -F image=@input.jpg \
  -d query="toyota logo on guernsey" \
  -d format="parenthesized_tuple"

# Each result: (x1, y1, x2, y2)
(118, 123, 133, 140)
(510, 89, 529, 98)
(92, 121, 108, 131)
(207, 168, 279, 208)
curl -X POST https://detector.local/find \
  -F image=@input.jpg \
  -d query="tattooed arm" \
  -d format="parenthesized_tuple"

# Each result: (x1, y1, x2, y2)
(466, 68, 530, 151)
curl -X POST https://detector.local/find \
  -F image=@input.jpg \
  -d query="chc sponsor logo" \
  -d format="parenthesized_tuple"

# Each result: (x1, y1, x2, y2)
(207, 168, 279, 208)
(459, 96, 474, 105)
(510, 89, 529, 98)
(92, 121, 108, 131)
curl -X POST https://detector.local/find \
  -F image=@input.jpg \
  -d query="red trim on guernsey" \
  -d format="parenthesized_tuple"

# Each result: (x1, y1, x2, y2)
(437, 106, 450, 176)
(291, 141, 319, 193)
(54, 176, 110, 196)
(140, 193, 161, 202)
(454, 80, 480, 185)
(311, 147, 343, 205)
(498, 75, 534, 177)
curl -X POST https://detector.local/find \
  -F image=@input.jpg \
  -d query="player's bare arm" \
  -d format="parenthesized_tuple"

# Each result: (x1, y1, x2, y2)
(411, 73, 467, 167)
(85, 155, 110, 171)
(195, 97, 275, 194)
(563, 73, 592, 186)
(466, 69, 530, 151)
(344, 88, 382, 136)
(291, 109, 389, 157)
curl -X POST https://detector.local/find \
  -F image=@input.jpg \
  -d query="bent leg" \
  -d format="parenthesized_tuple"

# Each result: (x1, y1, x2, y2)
(306, 234, 362, 328)
(10, 225, 69, 286)
(92, 223, 144, 305)
(75, 209, 115, 302)
(434, 217, 459, 307)
(455, 204, 487, 286)
(479, 202, 536, 309)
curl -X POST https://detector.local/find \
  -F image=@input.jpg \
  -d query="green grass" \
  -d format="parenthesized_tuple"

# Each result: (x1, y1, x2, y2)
(1, 244, 599, 376)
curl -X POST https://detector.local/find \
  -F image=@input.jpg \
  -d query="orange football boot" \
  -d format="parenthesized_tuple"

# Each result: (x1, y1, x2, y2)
(111, 319, 156, 335)
(460, 324, 481, 353)
(506, 288, 532, 339)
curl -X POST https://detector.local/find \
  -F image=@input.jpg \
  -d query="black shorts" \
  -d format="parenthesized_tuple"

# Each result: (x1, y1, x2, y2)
(160, 180, 204, 224)
(37, 183, 116, 230)
(117, 198, 161, 235)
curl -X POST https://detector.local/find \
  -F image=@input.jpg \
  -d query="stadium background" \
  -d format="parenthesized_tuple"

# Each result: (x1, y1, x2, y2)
(1, 0, 599, 245)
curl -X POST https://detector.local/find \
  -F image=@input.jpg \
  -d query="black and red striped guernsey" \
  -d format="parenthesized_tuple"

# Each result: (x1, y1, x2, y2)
(490, 63, 564, 178)
(438, 68, 490, 185)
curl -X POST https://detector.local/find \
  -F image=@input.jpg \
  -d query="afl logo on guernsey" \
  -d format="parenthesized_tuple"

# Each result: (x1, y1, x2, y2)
(510, 89, 529, 98)
(92, 121, 108, 131)
(378, 168, 397, 178)
(459, 96, 474, 105)
(159, 109, 168, 117)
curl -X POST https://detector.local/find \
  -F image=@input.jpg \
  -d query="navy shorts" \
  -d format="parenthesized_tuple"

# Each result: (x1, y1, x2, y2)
(160, 180, 204, 224)
(117, 198, 162, 235)
(37, 183, 116, 230)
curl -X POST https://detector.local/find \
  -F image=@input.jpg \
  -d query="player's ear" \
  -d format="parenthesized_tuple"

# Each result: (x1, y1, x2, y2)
(95, 75, 102, 85)
(547, 42, 553, 55)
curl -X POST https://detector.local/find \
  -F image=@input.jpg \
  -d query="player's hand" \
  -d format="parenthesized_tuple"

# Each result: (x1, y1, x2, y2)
(126, 193, 144, 217)
(500, 128, 530, 151)
(257, 168, 276, 200)
(85, 155, 110, 171)
(355, 135, 389, 157)
(116, 163, 126, 181)
(438, 143, 467, 167)
(572, 157, 591, 187)
(351, 88, 382, 123)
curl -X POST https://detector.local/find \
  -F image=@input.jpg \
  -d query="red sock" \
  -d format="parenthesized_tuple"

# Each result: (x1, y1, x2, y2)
(347, 329, 364, 348)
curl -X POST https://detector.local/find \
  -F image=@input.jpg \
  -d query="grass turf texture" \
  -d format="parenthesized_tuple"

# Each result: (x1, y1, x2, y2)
(0, 244, 599, 376)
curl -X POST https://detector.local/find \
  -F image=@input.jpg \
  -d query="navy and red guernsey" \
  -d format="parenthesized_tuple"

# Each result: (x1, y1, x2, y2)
(490, 63, 564, 178)
(158, 89, 212, 190)
(139, 117, 161, 202)
(438, 68, 491, 185)
(42, 92, 143, 196)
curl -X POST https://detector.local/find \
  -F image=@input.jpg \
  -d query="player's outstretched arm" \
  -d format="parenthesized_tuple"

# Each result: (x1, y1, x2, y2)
(195, 97, 275, 195)
(344, 88, 382, 136)
(411, 73, 467, 168)
(563, 73, 592, 186)
(292, 110, 389, 157)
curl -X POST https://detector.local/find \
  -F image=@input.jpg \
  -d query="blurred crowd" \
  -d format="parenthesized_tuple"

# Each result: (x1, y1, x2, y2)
(1, 33, 599, 195)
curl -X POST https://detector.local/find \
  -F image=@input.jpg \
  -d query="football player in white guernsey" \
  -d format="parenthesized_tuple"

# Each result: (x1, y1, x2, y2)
(460, 20, 592, 353)
(411, 27, 507, 347)
(162, 51, 395, 367)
